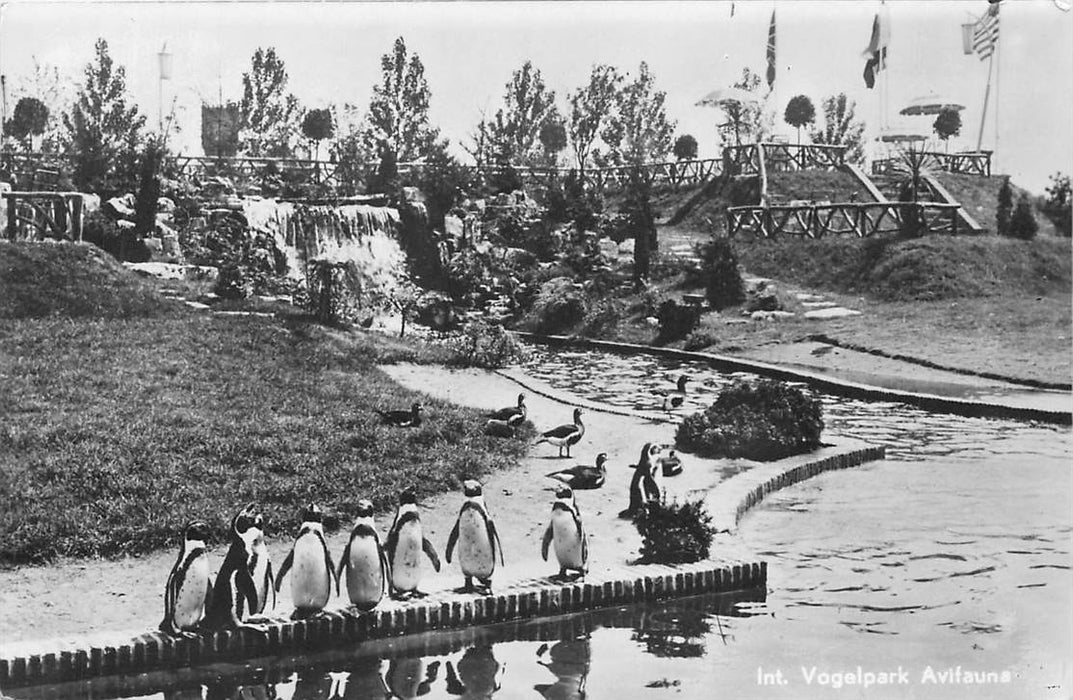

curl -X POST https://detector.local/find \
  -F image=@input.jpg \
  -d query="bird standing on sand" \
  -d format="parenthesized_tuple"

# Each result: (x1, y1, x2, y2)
(536, 408, 585, 458)
(377, 402, 423, 427)
(487, 393, 527, 426)
(619, 443, 663, 519)
(546, 453, 608, 490)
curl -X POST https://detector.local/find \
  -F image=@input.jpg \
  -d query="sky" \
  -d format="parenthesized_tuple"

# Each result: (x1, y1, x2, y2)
(1, 0, 1071, 193)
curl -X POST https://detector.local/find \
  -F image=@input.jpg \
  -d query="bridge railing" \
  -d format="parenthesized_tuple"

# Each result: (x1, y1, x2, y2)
(2, 191, 85, 242)
(726, 201, 962, 239)
(871, 150, 992, 178)
(724, 143, 847, 176)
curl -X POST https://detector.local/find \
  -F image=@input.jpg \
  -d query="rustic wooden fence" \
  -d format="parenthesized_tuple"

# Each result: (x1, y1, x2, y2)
(3, 192, 85, 241)
(726, 201, 962, 238)
(724, 142, 847, 176)
(871, 150, 991, 177)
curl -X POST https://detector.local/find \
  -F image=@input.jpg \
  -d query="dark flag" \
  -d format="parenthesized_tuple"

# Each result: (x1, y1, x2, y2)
(766, 9, 776, 88)
(862, 12, 889, 89)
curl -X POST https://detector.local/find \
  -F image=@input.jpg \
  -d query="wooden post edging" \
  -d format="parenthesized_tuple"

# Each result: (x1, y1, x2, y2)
(0, 559, 766, 689)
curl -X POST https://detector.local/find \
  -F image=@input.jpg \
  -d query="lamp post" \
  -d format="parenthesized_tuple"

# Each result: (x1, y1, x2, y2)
(157, 43, 173, 135)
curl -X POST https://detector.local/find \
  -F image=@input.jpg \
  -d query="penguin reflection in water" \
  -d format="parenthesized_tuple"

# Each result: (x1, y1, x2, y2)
(336, 499, 390, 611)
(202, 503, 270, 632)
(386, 490, 442, 600)
(275, 504, 338, 619)
(618, 443, 663, 519)
(445, 645, 504, 699)
(159, 520, 213, 637)
(446, 480, 504, 594)
(385, 658, 442, 700)
(541, 486, 587, 582)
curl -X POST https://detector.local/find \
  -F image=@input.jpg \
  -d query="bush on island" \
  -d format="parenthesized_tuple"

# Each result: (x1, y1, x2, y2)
(527, 276, 588, 335)
(635, 498, 715, 564)
(676, 379, 824, 461)
(442, 319, 529, 368)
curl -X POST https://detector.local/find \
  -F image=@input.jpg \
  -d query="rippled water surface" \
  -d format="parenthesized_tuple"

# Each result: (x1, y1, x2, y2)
(15, 347, 1071, 699)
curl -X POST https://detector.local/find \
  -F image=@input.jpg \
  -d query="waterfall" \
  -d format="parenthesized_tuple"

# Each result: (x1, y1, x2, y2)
(242, 199, 406, 297)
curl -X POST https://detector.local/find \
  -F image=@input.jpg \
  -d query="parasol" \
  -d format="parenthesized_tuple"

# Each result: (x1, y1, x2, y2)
(899, 93, 966, 116)
(695, 87, 762, 108)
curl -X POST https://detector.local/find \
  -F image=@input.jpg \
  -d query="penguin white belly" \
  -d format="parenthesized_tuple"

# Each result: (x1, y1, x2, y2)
(173, 556, 209, 630)
(250, 546, 271, 613)
(551, 511, 584, 569)
(458, 509, 495, 578)
(345, 537, 384, 607)
(391, 522, 424, 591)
(291, 534, 330, 609)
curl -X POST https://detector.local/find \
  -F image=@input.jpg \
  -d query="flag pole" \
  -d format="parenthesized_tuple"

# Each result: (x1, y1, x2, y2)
(993, 15, 1000, 168)
(976, 51, 994, 152)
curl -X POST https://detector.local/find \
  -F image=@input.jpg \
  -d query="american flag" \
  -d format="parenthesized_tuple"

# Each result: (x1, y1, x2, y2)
(972, 3, 1000, 60)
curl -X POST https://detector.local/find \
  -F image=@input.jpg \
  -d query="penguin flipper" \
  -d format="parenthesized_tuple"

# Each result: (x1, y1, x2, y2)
(541, 523, 553, 562)
(422, 537, 441, 572)
(379, 544, 392, 598)
(445, 520, 460, 564)
(488, 518, 505, 567)
(385, 525, 399, 564)
(275, 549, 294, 592)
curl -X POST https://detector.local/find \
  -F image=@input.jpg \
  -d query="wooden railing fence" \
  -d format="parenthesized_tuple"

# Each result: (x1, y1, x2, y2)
(726, 201, 962, 239)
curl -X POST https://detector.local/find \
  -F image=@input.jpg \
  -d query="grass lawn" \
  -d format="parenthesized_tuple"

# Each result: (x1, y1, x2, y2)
(0, 243, 530, 566)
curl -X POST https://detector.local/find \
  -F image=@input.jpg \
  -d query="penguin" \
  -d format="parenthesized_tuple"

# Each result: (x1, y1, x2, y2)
(445, 480, 504, 593)
(536, 408, 585, 458)
(248, 510, 275, 618)
(377, 402, 423, 427)
(386, 489, 441, 600)
(545, 453, 607, 490)
(619, 443, 663, 519)
(275, 503, 338, 619)
(203, 503, 264, 630)
(385, 658, 441, 699)
(444, 645, 504, 699)
(541, 486, 588, 581)
(159, 520, 213, 637)
(487, 393, 527, 426)
(336, 499, 390, 611)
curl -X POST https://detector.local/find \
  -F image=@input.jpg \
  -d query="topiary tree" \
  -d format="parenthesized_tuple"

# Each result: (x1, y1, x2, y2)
(538, 117, 568, 166)
(699, 237, 745, 310)
(932, 108, 962, 152)
(1009, 195, 1039, 240)
(673, 134, 698, 161)
(996, 177, 1013, 236)
(783, 94, 815, 145)
(1042, 172, 1071, 237)
(301, 108, 334, 161)
(6, 97, 49, 150)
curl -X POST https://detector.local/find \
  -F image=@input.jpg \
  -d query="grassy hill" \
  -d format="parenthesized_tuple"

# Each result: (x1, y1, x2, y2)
(932, 172, 1058, 237)
(766, 169, 871, 204)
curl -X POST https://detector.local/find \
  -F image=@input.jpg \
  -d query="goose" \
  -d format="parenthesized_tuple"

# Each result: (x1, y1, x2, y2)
(377, 402, 423, 427)
(546, 453, 608, 490)
(484, 418, 516, 438)
(536, 408, 585, 458)
(487, 393, 527, 426)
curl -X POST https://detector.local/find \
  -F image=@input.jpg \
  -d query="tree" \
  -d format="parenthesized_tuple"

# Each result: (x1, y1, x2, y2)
(239, 47, 301, 157)
(1042, 172, 1071, 237)
(6, 58, 74, 153)
(63, 38, 146, 193)
(601, 62, 675, 166)
(6, 97, 50, 150)
(1009, 195, 1039, 240)
(996, 177, 1013, 236)
(783, 94, 815, 145)
(932, 108, 962, 152)
(673, 134, 698, 161)
(301, 108, 334, 161)
(201, 102, 241, 158)
(485, 61, 560, 166)
(329, 103, 375, 195)
(567, 64, 622, 177)
(362, 37, 440, 164)
(134, 139, 164, 237)
(809, 93, 866, 165)
(722, 67, 772, 145)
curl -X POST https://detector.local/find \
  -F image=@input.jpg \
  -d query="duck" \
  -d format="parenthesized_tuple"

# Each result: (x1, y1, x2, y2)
(377, 402, 423, 427)
(536, 408, 585, 458)
(487, 393, 527, 426)
(658, 448, 683, 477)
(661, 375, 689, 410)
(546, 453, 608, 490)
(484, 418, 515, 438)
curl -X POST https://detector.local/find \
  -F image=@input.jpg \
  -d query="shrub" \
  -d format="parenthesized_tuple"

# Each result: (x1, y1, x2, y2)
(82, 210, 150, 263)
(527, 276, 588, 335)
(302, 259, 364, 324)
(634, 499, 715, 564)
(214, 232, 289, 300)
(580, 297, 626, 336)
(1009, 196, 1039, 240)
(676, 379, 823, 461)
(698, 238, 745, 310)
(683, 330, 716, 351)
(996, 177, 1013, 236)
(441, 319, 529, 368)
(656, 299, 701, 343)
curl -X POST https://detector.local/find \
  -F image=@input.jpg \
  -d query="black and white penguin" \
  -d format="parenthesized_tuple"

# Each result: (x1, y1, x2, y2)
(336, 499, 390, 611)
(444, 645, 504, 698)
(386, 489, 441, 600)
(377, 402, 423, 427)
(385, 658, 441, 700)
(275, 503, 337, 618)
(536, 408, 585, 458)
(619, 443, 663, 519)
(546, 452, 607, 490)
(203, 503, 263, 630)
(487, 393, 527, 426)
(541, 485, 588, 581)
(445, 480, 504, 593)
(159, 520, 213, 637)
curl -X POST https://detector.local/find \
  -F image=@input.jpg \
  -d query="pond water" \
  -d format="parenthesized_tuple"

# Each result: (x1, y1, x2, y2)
(12, 347, 1071, 699)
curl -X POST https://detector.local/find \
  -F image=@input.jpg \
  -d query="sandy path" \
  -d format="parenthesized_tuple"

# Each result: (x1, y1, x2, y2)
(0, 364, 738, 650)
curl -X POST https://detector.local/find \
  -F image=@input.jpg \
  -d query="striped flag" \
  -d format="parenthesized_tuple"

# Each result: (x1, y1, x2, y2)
(766, 9, 776, 88)
(972, 3, 1000, 60)
(862, 12, 889, 89)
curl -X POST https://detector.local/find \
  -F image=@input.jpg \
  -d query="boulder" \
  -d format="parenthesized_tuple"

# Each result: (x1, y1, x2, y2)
(401, 186, 422, 203)
(104, 194, 136, 220)
(745, 280, 801, 313)
(156, 196, 176, 213)
(444, 214, 465, 239)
